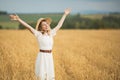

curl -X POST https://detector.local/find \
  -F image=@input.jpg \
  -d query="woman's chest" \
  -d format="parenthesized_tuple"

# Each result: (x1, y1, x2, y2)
(37, 35, 53, 46)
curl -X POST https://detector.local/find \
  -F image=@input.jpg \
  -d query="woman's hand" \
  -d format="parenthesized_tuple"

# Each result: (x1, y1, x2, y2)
(9, 14, 20, 21)
(10, 14, 35, 34)
(64, 8, 71, 15)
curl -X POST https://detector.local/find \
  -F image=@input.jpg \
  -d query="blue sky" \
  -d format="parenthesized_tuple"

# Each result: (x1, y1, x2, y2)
(0, 0, 120, 14)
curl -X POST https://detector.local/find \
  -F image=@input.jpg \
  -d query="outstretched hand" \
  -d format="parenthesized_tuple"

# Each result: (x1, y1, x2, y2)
(64, 8, 71, 15)
(9, 14, 20, 21)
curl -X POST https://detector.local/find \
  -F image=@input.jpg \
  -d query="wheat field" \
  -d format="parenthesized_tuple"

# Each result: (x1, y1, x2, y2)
(0, 30, 120, 80)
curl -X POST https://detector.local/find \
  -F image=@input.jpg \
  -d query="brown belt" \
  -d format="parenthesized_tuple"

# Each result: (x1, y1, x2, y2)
(40, 49, 52, 53)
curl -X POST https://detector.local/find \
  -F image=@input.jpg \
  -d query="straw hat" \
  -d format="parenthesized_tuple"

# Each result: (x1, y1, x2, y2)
(36, 18, 52, 30)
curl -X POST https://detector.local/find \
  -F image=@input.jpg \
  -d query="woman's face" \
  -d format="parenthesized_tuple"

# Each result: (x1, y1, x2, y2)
(41, 21, 50, 31)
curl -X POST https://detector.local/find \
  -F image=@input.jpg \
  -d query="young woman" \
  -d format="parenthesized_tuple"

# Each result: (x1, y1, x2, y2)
(9, 8, 71, 80)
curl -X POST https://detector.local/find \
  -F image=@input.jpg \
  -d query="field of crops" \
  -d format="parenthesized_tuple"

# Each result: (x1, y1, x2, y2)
(0, 30, 120, 80)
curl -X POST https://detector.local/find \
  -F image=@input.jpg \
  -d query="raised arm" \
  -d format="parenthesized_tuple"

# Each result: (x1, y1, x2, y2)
(53, 8, 71, 32)
(9, 14, 35, 34)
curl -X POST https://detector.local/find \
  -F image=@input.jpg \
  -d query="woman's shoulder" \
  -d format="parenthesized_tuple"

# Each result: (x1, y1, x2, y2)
(50, 29, 56, 36)
(33, 30, 42, 37)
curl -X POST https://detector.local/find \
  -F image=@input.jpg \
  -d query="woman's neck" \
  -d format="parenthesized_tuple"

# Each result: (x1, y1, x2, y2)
(41, 30, 50, 35)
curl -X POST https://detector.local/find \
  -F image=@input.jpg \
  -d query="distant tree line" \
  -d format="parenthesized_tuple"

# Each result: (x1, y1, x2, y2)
(0, 11, 119, 29)
(61, 14, 120, 29)
(19, 14, 120, 29)
(0, 11, 8, 15)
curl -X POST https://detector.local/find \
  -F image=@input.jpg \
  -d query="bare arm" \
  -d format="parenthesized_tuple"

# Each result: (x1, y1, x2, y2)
(53, 8, 71, 32)
(9, 14, 35, 34)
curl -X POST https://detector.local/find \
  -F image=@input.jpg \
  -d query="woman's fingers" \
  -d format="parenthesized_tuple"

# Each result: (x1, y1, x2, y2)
(9, 15, 14, 20)
(65, 8, 71, 15)
(9, 14, 19, 20)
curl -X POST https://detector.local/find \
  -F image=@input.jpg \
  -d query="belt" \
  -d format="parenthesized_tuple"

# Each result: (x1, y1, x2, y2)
(40, 49, 52, 53)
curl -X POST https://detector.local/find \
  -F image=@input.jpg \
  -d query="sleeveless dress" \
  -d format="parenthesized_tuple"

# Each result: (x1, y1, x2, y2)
(33, 29, 56, 80)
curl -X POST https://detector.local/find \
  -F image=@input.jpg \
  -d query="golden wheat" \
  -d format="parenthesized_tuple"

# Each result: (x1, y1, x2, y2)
(0, 30, 120, 80)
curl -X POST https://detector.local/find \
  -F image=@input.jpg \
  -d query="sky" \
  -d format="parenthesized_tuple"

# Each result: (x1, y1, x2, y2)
(0, 0, 120, 14)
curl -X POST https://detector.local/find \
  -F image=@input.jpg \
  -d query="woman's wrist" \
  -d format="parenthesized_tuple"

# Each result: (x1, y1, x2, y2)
(17, 18, 20, 21)
(64, 13, 68, 16)
(17, 17, 21, 21)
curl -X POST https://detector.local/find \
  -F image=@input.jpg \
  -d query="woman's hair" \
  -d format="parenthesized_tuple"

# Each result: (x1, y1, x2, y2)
(38, 20, 51, 35)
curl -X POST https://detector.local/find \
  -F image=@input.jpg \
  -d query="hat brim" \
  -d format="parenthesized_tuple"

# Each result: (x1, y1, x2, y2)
(36, 18, 52, 30)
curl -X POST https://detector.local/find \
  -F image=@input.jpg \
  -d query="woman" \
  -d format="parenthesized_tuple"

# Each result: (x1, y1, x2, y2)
(9, 8, 71, 80)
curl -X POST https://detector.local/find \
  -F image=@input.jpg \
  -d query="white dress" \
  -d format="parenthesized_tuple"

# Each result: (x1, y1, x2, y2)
(33, 29, 56, 80)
